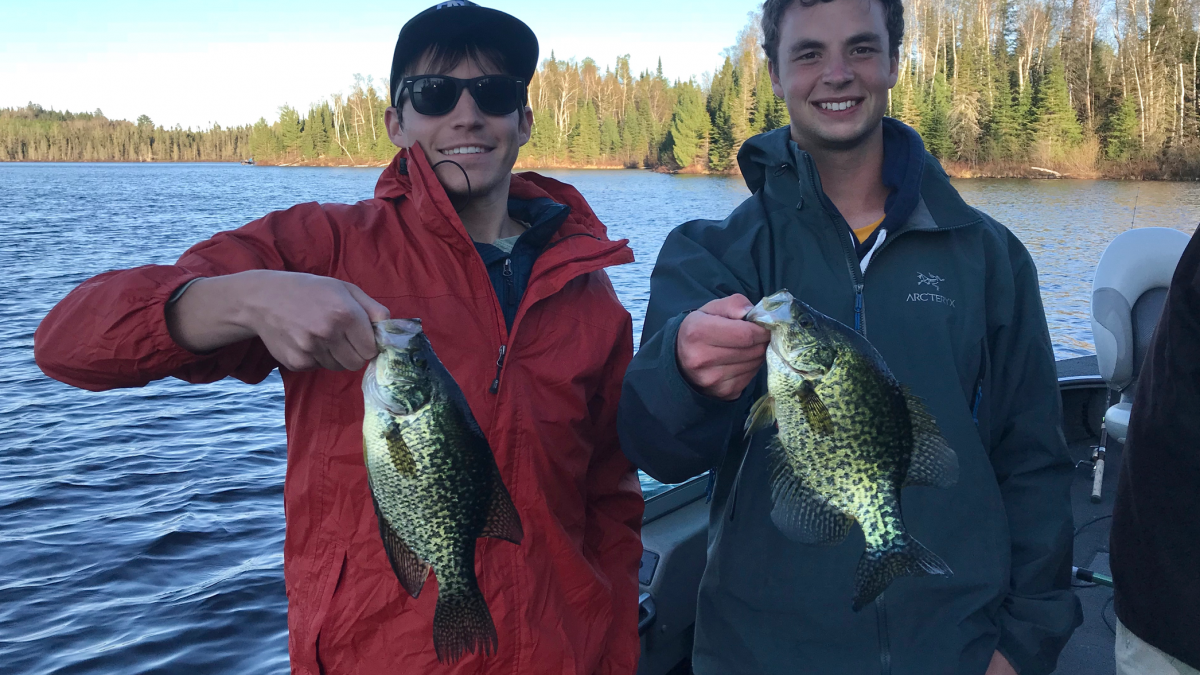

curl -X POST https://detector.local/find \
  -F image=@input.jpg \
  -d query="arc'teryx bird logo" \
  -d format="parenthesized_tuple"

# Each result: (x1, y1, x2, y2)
(917, 273, 945, 291)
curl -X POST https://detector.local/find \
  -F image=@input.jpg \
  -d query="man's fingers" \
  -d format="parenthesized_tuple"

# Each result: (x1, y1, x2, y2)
(329, 336, 368, 372)
(346, 283, 391, 323)
(688, 346, 768, 370)
(699, 293, 755, 321)
(709, 323, 771, 349)
(342, 305, 380, 363)
(311, 345, 345, 372)
(689, 316, 771, 349)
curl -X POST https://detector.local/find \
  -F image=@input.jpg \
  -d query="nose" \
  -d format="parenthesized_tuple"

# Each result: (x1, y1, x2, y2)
(446, 83, 486, 130)
(821, 53, 854, 88)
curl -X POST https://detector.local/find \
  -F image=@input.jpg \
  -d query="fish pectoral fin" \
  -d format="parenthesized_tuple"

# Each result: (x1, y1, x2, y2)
(901, 391, 959, 489)
(852, 534, 952, 611)
(744, 394, 777, 438)
(372, 496, 430, 599)
(479, 469, 524, 545)
(382, 419, 418, 477)
(767, 440, 854, 545)
(797, 382, 834, 437)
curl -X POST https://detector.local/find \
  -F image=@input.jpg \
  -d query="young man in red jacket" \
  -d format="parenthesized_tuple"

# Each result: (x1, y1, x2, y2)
(33, 3, 644, 673)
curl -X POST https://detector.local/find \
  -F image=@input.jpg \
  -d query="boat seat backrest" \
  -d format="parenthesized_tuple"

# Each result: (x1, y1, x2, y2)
(1091, 227, 1191, 393)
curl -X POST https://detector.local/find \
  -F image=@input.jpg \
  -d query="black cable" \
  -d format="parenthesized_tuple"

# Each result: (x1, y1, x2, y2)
(1075, 514, 1113, 537)
(1072, 515, 1114, 587)
(1102, 594, 1116, 635)
(430, 159, 472, 209)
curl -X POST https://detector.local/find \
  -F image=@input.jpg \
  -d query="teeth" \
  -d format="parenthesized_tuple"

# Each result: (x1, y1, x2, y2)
(444, 146, 486, 155)
(819, 101, 859, 111)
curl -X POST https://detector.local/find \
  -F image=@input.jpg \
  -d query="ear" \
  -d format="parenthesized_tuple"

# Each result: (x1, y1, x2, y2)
(385, 107, 406, 149)
(887, 54, 899, 88)
(769, 60, 785, 99)
(517, 106, 533, 147)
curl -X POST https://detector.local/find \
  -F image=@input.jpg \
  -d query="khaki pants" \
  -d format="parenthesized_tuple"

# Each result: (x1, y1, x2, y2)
(1116, 618, 1200, 675)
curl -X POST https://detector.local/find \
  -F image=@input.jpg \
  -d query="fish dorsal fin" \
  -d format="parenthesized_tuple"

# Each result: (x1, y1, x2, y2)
(798, 382, 834, 437)
(744, 394, 777, 438)
(480, 468, 524, 545)
(901, 390, 959, 489)
(766, 438, 855, 544)
(372, 494, 431, 598)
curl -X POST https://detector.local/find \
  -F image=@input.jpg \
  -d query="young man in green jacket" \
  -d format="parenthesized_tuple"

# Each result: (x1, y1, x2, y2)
(618, 0, 1082, 673)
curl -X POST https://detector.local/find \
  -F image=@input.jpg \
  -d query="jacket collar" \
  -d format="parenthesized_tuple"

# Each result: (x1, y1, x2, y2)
(374, 145, 621, 246)
(737, 119, 982, 235)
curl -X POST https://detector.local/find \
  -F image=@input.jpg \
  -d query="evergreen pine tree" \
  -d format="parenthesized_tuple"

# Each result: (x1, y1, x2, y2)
(278, 105, 302, 157)
(984, 70, 1021, 160)
(248, 117, 279, 160)
(708, 58, 737, 171)
(1032, 50, 1084, 156)
(666, 81, 711, 169)
(893, 78, 923, 129)
(600, 113, 620, 159)
(569, 101, 602, 164)
(620, 110, 647, 167)
(1101, 94, 1139, 160)
(1016, 72, 1036, 149)
(528, 108, 560, 164)
(920, 72, 953, 159)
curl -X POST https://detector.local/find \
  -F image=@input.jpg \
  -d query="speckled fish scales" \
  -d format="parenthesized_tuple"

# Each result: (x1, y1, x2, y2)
(744, 290, 959, 611)
(362, 319, 523, 663)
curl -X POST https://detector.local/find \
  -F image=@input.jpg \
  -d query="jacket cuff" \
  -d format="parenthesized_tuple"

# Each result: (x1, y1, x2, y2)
(655, 312, 742, 435)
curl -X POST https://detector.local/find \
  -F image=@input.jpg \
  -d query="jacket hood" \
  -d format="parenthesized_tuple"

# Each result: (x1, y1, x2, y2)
(737, 118, 925, 195)
(374, 146, 619, 243)
(737, 119, 979, 234)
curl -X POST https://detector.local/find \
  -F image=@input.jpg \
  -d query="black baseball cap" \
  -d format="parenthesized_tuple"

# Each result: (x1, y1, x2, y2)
(390, 1, 540, 108)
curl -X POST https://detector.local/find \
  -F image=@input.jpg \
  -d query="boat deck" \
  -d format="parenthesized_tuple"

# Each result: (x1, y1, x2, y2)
(1057, 436, 1119, 674)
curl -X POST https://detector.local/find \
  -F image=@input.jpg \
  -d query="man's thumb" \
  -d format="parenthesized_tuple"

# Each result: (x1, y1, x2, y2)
(709, 293, 755, 320)
(346, 283, 391, 323)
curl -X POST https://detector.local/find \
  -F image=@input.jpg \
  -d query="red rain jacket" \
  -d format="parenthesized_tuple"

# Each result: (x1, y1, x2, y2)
(34, 148, 644, 675)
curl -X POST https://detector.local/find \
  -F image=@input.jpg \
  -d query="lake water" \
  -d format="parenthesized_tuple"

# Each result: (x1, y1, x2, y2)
(1, 163, 1197, 674)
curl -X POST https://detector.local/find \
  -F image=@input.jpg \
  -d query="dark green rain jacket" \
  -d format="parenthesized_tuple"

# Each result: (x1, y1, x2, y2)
(618, 120, 1082, 675)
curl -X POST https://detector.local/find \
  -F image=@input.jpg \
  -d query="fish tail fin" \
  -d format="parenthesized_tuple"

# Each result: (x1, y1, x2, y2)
(852, 535, 952, 612)
(433, 587, 498, 664)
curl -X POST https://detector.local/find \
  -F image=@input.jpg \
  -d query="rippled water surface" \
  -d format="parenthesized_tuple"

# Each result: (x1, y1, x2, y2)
(1, 163, 1196, 674)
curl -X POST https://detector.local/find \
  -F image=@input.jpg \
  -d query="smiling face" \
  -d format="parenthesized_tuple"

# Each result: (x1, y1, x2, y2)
(385, 50, 533, 204)
(769, 0, 898, 152)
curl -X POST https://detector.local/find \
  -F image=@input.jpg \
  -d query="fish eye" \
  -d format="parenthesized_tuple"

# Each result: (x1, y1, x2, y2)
(799, 314, 815, 328)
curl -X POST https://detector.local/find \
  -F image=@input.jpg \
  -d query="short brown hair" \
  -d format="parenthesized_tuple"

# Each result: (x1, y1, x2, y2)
(761, 0, 905, 65)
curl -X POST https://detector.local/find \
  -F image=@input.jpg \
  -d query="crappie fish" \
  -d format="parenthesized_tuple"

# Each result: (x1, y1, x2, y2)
(743, 290, 958, 611)
(362, 319, 523, 662)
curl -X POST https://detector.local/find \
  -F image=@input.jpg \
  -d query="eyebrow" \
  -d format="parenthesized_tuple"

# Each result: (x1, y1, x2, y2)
(787, 31, 884, 56)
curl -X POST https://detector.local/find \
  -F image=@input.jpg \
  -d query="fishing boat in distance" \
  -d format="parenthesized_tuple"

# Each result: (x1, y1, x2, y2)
(634, 227, 1193, 675)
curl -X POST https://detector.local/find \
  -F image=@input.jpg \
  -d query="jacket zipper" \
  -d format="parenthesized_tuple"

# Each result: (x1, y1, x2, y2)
(801, 154, 871, 337)
(502, 257, 515, 312)
(489, 345, 507, 394)
(487, 239, 631, 396)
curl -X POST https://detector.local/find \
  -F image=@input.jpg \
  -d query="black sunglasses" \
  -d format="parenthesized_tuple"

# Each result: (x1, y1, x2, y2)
(397, 75, 527, 117)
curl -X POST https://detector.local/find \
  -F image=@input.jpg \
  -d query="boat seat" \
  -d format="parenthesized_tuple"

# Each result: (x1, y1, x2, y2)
(1090, 227, 1191, 444)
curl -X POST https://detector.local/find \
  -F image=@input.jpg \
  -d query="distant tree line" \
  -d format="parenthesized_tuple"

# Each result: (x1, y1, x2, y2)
(6, 0, 1200, 176)
(519, 26, 790, 171)
(0, 105, 251, 162)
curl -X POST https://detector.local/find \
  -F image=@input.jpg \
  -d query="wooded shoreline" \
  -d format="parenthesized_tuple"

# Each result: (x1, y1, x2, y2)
(7, 0, 1200, 180)
(6, 155, 1199, 180)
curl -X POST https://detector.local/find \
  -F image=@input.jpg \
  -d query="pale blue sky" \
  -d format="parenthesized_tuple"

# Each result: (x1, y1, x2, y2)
(1, 0, 762, 129)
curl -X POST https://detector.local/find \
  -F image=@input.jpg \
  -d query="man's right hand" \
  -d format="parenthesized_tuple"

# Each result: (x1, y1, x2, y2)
(676, 294, 770, 401)
(167, 270, 391, 372)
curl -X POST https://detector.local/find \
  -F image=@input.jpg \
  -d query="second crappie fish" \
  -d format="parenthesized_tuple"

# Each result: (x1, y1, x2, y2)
(744, 290, 958, 611)
(362, 319, 523, 663)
